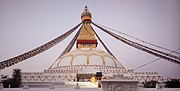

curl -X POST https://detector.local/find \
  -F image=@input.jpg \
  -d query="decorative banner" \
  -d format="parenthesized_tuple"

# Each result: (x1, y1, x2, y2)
(49, 28, 81, 69)
(23, 75, 75, 81)
(0, 22, 82, 69)
(92, 22, 180, 65)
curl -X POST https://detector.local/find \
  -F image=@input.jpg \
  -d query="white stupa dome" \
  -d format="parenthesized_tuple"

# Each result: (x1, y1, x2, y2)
(50, 48, 124, 69)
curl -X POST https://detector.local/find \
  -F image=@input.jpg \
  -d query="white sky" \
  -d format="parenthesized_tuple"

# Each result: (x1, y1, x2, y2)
(0, 0, 180, 78)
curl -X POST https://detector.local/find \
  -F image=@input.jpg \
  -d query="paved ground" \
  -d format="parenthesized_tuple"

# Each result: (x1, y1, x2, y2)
(0, 88, 101, 91)
(1, 88, 180, 91)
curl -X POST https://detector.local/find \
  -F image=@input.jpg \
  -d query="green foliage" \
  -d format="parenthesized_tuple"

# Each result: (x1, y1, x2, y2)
(142, 80, 158, 88)
(2, 78, 12, 88)
(165, 79, 180, 88)
(2, 69, 22, 88)
(11, 69, 22, 88)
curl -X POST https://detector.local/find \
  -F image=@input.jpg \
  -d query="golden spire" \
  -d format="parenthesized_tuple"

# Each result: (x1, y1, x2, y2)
(81, 6, 92, 22)
(77, 6, 97, 49)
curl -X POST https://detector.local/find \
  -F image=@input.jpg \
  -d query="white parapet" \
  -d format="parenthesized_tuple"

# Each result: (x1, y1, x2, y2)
(101, 74, 139, 91)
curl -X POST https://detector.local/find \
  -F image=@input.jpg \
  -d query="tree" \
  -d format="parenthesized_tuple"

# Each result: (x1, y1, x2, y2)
(142, 80, 158, 88)
(2, 69, 22, 88)
(165, 79, 180, 88)
(11, 69, 22, 88)
(2, 78, 12, 88)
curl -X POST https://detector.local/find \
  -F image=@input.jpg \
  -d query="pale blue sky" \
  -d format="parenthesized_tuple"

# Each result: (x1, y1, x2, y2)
(0, 0, 180, 78)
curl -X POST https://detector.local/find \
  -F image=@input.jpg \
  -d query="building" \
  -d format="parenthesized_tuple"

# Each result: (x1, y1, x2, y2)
(21, 6, 164, 88)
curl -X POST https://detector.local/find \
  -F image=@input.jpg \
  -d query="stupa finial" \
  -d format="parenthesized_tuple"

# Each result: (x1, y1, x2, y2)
(84, 6, 89, 12)
(81, 6, 92, 21)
